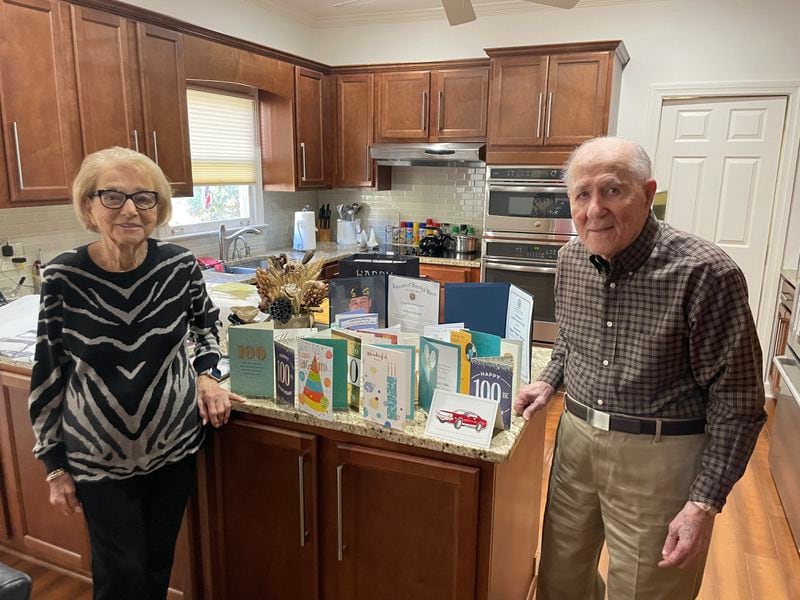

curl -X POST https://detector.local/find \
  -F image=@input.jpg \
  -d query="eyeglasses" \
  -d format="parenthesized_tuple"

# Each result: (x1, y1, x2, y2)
(93, 189, 158, 210)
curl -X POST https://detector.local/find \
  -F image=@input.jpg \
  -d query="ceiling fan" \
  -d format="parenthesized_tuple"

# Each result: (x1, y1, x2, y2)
(333, 0, 581, 26)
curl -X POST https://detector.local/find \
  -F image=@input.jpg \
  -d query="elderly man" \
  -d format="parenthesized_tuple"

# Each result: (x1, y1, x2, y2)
(515, 137, 765, 599)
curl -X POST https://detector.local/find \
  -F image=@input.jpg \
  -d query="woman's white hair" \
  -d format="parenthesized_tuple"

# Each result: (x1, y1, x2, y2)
(71, 146, 173, 232)
(562, 136, 652, 188)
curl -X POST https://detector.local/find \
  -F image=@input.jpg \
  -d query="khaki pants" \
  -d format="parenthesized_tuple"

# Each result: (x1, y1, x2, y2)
(537, 409, 710, 600)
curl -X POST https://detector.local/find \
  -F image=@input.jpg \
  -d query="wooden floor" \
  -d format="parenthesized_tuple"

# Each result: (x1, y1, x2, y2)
(2, 396, 799, 599)
(538, 396, 800, 600)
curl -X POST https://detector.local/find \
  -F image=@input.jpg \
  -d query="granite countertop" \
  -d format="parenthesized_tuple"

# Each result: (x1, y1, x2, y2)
(230, 346, 553, 463)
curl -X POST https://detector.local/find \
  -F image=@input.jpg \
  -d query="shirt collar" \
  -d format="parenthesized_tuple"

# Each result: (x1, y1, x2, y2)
(588, 212, 660, 275)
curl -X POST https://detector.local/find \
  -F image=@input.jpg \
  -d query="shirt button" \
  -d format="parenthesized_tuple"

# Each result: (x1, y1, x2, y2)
(628, 271, 633, 276)
(597, 399, 604, 406)
(602, 359, 609, 366)
(606, 321, 613, 327)
(609, 282, 616, 289)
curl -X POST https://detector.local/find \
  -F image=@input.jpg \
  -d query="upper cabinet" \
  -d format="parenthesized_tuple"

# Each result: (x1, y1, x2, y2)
(375, 66, 489, 143)
(336, 73, 374, 188)
(0, 0, 82, 205)
(294, 67, 328, 189)
(72, 5, 192, 197)
(486, 41, 629, 165)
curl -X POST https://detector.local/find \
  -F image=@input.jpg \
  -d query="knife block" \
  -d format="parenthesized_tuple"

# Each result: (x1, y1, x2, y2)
(318, 228, 332, 242)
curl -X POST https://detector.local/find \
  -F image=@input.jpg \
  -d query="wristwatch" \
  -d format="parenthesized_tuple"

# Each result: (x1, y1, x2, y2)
(198, 368, 221, 382)
(691, 501, 719, 516)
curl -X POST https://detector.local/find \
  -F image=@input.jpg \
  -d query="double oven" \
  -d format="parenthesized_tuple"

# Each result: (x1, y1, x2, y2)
(481, 166, 574, 344)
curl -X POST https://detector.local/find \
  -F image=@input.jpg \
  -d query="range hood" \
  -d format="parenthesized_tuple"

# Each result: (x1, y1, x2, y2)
(370, 142, 486, 167)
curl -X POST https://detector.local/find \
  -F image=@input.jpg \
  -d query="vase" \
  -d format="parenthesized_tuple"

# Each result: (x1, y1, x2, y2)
(274, 313, 313, 329)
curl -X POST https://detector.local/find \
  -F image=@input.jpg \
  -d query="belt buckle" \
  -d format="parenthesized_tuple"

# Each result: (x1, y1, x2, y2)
(586, 406, 610, 431)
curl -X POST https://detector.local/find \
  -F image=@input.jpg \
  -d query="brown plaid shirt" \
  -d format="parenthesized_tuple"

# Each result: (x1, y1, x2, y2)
(539, 213, 766, 510)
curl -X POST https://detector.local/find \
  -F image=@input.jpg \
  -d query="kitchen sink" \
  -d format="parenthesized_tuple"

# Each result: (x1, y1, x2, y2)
(224, 258, 270, 274)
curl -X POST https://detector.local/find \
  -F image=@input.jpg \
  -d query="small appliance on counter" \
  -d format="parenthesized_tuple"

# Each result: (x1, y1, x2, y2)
(336, 202, 362, 245)
(293, 205, 317, 251)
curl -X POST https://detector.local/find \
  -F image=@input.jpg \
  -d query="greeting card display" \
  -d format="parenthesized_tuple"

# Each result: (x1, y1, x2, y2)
(387, 275, 440, 334)
(361, 344, 414, 430)
(274, 339, 297, 407)
(449, 329, 473, 394)
(419, 337, 461, 412)
(228, 322, 274, 397)
(424, 389, 497, 449)
(331, 329, 364, 411)
(297, 340, 335, 419)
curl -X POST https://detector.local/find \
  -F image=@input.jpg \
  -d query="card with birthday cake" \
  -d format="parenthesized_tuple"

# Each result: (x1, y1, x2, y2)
(297, 339, 335, 420)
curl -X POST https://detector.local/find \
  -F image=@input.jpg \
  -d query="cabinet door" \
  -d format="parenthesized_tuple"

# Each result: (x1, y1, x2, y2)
(215, 420, 318, 600)
(0, 0, 80, 203)
(137, 23, 193, 196)
(71, 6, 141, 154)
(336, 74, 374, 187)
(544, 52, 610, 147)
(335, 444, 479, 600)
(0, 371, 91, 570)
(487, 56, 547, 147)
(769, 304, 791, 394)
(376, 71, 430, 142)
(295, 67, 327, 188)
(430, 68, 488, 141)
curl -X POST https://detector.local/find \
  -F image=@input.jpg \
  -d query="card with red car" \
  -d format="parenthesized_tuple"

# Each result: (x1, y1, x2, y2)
(424, 389, 499, 449)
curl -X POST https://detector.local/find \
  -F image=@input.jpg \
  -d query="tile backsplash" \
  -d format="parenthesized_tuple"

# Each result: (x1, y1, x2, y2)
(320, 166, 486, 235)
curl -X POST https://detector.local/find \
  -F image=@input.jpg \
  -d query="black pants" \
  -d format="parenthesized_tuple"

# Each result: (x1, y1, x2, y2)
(75, 454, 196, 600)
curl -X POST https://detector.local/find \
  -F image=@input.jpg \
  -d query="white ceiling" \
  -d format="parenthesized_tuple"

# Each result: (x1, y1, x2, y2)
(250, 0, 651, 28)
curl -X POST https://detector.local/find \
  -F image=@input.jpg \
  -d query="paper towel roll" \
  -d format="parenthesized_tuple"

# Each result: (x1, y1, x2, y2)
(293, 210, 316, 251)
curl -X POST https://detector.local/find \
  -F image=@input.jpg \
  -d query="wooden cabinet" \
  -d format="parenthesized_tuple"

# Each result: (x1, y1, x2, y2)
(322, 260, 340, 280)
(295, 67, 328, 189)
(486, 41, 629, 165)
(420, 263, 481, 322)
(71, 6, 192, 196)
(769, 277, 795, 397)
(0, 0, 82, 205)
(337, 74, 374, 187)
(375, 67, 488, 143)
(208, 420, 318, 599)
(335, 444, 478, 599)
(0, 367, 195, 598)
(202, 407, 545, 600)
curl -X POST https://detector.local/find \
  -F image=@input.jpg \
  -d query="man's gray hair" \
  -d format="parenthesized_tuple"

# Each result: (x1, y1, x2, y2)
(562, 136, 652, 187)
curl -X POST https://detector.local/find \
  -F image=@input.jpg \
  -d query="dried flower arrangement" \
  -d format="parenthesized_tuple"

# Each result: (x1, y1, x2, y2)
(254, 252, 329, 325)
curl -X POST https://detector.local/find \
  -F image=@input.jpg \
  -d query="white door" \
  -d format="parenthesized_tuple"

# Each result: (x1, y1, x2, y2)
(654, 96, 787, 317)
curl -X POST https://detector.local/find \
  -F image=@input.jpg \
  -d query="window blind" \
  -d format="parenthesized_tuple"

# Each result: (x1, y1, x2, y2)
(187, 88, 257, 185)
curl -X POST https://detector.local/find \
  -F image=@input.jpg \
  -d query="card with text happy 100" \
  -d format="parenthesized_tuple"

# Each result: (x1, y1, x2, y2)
(228, 322, 274, 398)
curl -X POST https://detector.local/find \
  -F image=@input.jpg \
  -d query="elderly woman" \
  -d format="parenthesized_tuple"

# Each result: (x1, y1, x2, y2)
(28, 146, 240, 600)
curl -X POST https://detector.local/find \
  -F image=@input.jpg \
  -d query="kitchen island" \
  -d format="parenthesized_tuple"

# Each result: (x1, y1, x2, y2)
(0, 346, 552, 600)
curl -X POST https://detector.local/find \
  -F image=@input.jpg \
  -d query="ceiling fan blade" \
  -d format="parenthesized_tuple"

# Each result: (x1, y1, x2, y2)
(441, 0, 477, 26)
(523, 0, 580, 8)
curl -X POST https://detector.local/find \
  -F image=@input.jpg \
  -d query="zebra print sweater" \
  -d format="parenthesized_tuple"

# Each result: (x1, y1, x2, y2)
(28, 239, 220, 482)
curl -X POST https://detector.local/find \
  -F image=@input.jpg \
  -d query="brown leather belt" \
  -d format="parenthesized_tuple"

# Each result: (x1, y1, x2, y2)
(565, 395, 706, 436)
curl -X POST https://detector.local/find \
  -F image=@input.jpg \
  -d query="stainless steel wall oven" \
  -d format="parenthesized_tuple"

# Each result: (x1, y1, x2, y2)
(482, 166, 575, 344)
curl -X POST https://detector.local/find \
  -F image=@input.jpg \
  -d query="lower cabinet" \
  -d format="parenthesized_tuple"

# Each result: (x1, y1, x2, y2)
(419, 263, 481, 321)
(202, 410, 545, 600)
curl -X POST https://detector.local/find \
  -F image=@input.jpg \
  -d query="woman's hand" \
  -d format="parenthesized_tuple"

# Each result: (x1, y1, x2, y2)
(197, 374, 244, 428)
(48, 472, 82, 516)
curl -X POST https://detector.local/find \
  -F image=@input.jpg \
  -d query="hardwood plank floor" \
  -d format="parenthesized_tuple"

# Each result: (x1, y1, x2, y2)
(1, 396, 798, 599)
(538, 396, 800, 600)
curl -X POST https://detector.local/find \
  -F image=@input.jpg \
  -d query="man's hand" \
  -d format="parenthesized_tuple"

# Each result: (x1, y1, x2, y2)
(48, 472, 82, 516)
(197, 375, 244, 428)
(658, 501, 715, 569)
(514, 380, 556, 421)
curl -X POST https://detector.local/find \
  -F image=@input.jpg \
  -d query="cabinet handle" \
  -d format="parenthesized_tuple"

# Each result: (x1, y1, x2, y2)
(545, 92, 553, 139)
(298, 455, 306, 548)
(11, 122, 25, 190)
(336, 464, 344, 561)
(300, 142, 307, 182)
(133, 129, 140, 153)
(438, 91, 443, 132)
(421, 91, 428, 132)
(365, 146, 370, 182)
(535, 93, 543, 138)
(152, 131, 159, 165)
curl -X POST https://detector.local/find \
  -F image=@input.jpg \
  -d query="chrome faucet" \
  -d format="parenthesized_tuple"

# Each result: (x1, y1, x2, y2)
(218, 223, 265, 261)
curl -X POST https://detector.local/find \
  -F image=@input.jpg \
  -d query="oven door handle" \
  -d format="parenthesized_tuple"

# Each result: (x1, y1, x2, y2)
(483, 260, 556, 274)
(488, 185, 566, 194)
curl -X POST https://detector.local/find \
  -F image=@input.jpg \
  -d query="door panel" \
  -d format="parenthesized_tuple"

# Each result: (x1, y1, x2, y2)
(430, 68, 488, 141)
(337, 74, 374, 187)
(296, 67, 327, 188)
(335, 444, 479, 600)
(488, 56, 547, 147)
(655, 96, 787, 316)
(376, 71, 430, 141)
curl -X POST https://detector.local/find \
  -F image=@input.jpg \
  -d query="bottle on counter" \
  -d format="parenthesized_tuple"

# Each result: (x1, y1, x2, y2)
(405, 221, 413, 245)
(412, 222, 420, 245)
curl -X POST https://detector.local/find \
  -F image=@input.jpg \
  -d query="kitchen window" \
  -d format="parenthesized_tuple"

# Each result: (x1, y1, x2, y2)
(165, 87, 262, 235)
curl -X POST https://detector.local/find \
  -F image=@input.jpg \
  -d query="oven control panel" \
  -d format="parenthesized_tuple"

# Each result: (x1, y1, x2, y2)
(488, 167, 563, 182)
(484, 242, 561, 261)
